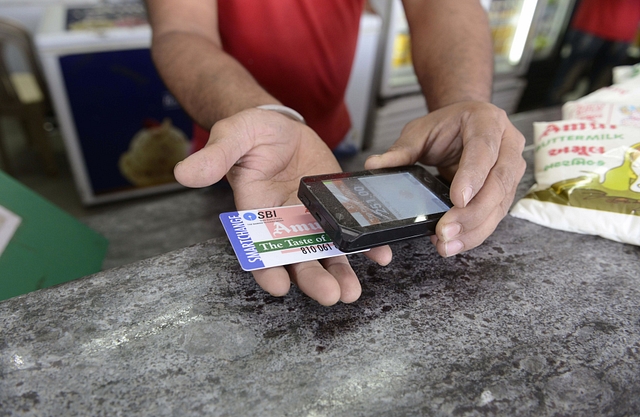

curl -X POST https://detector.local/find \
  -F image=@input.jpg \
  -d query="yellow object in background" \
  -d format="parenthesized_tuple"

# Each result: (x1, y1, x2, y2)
(119, 118, 189, 187)
(392, 32, 412, 68)
(9, 73, 44, 105)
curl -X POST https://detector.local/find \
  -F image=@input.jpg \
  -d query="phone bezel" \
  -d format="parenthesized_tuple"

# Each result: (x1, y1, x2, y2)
(297, 165, 452, 252)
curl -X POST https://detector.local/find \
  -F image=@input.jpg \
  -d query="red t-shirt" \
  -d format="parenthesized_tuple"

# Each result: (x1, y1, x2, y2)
(192, 0, 365, 151)
(571, 0, 640, 43)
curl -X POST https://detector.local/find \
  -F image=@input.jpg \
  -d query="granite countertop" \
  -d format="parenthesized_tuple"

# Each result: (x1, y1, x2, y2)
(1, 113, 640, 416)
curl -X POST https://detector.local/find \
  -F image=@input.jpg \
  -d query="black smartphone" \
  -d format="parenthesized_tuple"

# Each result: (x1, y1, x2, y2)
(297, 165, 452, 252)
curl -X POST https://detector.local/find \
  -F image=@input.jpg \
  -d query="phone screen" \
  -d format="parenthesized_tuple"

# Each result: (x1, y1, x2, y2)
(322, 172, 450, 227)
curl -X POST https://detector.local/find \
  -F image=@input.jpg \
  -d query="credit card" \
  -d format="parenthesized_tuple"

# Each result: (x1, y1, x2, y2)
(219, 204, 366, 271)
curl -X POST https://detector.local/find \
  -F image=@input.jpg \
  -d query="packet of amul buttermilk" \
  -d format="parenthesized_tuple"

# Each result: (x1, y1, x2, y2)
(562, 101, 640, 128)
(510, 119, 640, 245)
(573, 77, 640, 105)
(561, 75, 640, 128)
(612, 63, 640, 84)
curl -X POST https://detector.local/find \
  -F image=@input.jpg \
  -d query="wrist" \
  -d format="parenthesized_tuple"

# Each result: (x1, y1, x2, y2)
(256, 104, 306, 125)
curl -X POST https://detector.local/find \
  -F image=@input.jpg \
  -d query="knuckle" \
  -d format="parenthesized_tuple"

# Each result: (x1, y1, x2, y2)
(518, 157, 527, 177)
(492, 164, 515, 198)
(499, 194, 514, 217)
(512, 130, 527, 151)
(494, 106, 509, 121)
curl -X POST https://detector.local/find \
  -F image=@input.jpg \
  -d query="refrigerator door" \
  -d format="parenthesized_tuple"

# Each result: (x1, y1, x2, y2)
(531, 0, 577, 61)
(490, 0, 545, 77)
(376, 0, 421, 98)
(343, 13, 382, 153)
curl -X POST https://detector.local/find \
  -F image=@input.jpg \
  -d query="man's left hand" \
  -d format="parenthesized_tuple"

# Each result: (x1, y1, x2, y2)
(365, 101, 526, 257)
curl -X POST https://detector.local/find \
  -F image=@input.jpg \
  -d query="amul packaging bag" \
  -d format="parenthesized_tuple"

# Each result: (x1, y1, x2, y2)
(562, 73, 640, 128)
(562, 101, 640, 128)
(613, 64, 640, 84)
(510, 119, 640, 245)
(562, 76, 640, 128)
(570, 77, 640, 105)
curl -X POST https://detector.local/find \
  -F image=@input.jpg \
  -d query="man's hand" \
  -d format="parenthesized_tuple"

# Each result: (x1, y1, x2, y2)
(174, 108, 392, 305)
(365, 101, 526, 258)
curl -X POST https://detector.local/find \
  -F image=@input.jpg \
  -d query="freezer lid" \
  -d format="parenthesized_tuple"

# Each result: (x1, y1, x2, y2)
(36, 4, 151, 53)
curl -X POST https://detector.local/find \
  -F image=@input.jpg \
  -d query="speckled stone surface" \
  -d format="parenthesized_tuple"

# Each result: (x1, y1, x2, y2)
(2, 115, 640, 415)
(79, 186, 237, 270)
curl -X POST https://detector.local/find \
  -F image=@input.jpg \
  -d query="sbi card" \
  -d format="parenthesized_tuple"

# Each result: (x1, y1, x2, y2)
(219, 205, 364, 271)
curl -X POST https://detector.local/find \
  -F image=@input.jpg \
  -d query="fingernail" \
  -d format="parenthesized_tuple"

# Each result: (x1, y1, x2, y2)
(461, 186, 473, 207)
(444, 240, 464, 257)
(364, 154, 382, 169)
(442, 222, 462, 241)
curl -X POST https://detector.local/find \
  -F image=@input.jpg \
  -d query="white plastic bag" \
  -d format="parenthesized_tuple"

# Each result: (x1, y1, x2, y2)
(510, 119, 640, 245)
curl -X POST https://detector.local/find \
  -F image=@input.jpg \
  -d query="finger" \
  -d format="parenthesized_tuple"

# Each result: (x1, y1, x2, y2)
(363, 245, 393, 266)
(319, 256, 362, 303)
(433, 203, 508, 257)
(287, 261, 342, 306)
(434, 152, 525, 257)
(252, 266, 292, 297)
(174, 119, 253, 188)
(365, 149, 415, 170)
(445, 148, 525, 232)
(450, 117, 525, 208)
(364, 123, 424, 170)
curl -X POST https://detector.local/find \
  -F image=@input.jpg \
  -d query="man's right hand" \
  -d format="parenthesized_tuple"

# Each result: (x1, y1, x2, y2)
(174, 108, 392, 305)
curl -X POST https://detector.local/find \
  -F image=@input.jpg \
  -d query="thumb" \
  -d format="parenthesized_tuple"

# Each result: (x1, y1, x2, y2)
(365, 117, 433, 170)
(174, 124, 250, 188)
(364, 148, 415, 170)
(364, 134, 423, 171)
